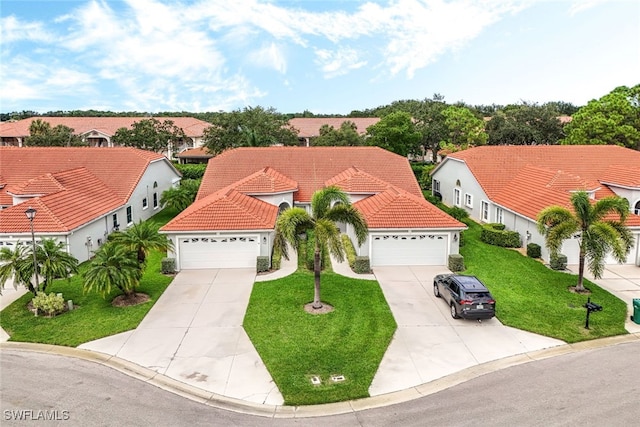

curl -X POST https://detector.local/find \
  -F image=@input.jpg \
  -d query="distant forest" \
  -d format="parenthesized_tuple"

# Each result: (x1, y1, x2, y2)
(0, 99, 580, 123)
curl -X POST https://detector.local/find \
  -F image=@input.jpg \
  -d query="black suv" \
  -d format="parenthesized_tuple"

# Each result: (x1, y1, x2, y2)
(433, 274, 496, 320)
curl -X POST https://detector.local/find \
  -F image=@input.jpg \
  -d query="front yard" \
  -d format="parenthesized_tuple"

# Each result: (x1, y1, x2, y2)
(460, 220, 628, 343)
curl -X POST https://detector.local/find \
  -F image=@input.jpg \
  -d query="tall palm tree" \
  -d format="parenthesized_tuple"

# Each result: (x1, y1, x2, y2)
(274, 186, 368, 309)
(83, 242, 142, 298)
(36, 239, 79, 293)
(0, 244, 33, 295)
(537, 191, 634, 292)
(109, 220, 173, 266)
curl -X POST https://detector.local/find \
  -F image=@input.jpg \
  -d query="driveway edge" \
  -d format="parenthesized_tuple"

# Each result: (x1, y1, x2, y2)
(2, 334, 639, 418)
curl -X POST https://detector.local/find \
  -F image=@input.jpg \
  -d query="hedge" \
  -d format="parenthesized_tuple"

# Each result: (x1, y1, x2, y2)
(161, 257, 176, 274)
(527, 243, 542, 258)
(480, 223, 521, 248)
(448, 254, 465, 272)
(550, 253, 568, 270)
(257, 256, 270, 273)
(174, 163, 207, 180)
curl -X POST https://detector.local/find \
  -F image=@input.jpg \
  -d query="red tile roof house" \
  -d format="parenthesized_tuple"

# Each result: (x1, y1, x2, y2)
(288, 117, 380, 146)
(160, 146, 465, 270)
(0, 147, 181, 263)
(0, 117, 211, 160)
(431, 145, 640, 266)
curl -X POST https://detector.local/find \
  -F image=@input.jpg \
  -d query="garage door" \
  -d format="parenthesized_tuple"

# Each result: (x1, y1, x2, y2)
(370, 234, 448, 266)
(179, 235, 260, 269)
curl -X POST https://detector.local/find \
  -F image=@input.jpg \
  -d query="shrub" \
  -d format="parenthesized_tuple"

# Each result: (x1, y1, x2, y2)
(527, 243, 542, 258)
(353, 256, 371, 274)
(257, 256, 270, 273)
(550, 253, 567, 270)
(447, 206, 470, 221)
(161, 257, 176, 274)
(425, 193, 440, 205)
(175, 163, 207, 180)
(271, 244, 282, 270)
(342, 235, 357, 268)
(32, 292, 65, 317)
(448, 254, 465, 272)
(480, 224, 521, 248)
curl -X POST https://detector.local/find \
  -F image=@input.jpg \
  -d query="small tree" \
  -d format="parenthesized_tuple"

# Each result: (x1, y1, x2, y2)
(83, 242, 142, 299)
(537, 191, 634, 292)
(36, 239, 79, 293)
(160, 179, 201, 212)
(112, 118, 187, 154)
(0, 245, 33, 295)
(274, 186, 368, 309)
(109, 220, 173, 267)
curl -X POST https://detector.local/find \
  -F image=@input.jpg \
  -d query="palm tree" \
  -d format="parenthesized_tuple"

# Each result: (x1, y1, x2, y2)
(0, 244, 33, 295)
(36, 239, 79, 293)
(160, 179, 200, 212)
(537, 191, 634, 292)
(83, 242, 142, 298)
(109, 220, 173, 266)
(274, 186, 368, 309)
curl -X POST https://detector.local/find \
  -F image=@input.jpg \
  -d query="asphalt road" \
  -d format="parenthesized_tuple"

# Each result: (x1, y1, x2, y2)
(1, 341, 639, 427)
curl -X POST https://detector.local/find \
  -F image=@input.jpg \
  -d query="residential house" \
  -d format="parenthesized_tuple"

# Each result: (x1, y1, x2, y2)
(161, 146, 465, 270)
(431, 145, 640, 266)
(0, 116, 211, 158)
(0, 147, 181, 263)
(288, 117, 380, 146)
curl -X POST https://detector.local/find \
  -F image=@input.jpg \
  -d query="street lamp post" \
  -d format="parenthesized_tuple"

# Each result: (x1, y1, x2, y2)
(25, 206, 39, 292)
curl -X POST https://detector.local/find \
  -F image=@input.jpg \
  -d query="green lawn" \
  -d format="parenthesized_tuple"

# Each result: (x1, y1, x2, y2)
(0, 208, 179, 347)
(243, 271, 397, 406)
(460, 220, 628, 343)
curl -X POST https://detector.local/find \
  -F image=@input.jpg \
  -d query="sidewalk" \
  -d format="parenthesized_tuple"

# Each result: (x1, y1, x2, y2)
(0, 283, 28, 342)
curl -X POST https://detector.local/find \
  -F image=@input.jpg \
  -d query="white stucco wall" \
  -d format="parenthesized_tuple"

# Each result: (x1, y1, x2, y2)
(432, 158, 490, 223)
(254, 192, 294, 209)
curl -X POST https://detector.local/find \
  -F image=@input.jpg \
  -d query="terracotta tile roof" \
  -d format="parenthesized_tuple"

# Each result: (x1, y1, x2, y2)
(0, 167, 122, 233)
(444, 145, 640, 200)
(354, 186, 465, 229)
(0, 147, 167, 207)
(7, 173, 66, 196)
(176, 147, 213, 158)
(198, 146, 422, 203)
(325, 166, 390, 194)
(0, 116, 211, 138)
(600, 165, 640, 188)
(161, 187, 278, 232)
(233, 167, 298, 194)
(289, 117, 380, 137)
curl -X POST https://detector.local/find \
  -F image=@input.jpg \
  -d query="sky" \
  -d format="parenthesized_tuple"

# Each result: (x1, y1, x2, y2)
(1, 0, 639, 115)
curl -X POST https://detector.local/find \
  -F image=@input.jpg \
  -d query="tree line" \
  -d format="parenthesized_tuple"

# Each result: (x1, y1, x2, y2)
(7, 84, 640, 156)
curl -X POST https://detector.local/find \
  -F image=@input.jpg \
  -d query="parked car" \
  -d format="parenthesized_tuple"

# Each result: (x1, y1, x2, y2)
(433, 274, 496, 320)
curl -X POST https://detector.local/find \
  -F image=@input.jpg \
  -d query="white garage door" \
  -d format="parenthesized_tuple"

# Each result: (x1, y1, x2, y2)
(370, 234, 448, 266)
(179, 235, 260, 269)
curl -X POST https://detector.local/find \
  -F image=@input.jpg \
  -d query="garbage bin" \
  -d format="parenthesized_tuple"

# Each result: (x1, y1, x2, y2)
(633, 299, 640, 325)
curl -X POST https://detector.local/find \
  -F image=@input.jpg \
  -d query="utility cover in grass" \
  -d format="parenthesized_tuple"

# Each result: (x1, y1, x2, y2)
(243, 271, 397, 406)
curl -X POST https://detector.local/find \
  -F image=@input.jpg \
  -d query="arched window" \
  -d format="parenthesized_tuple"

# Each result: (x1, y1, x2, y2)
(634, 200, 640, 215)
(153, 181, 159, 208)
(278, 202, 290, 214)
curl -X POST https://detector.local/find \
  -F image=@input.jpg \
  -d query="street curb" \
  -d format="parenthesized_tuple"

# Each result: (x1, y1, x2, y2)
(2, 333, 639, 418)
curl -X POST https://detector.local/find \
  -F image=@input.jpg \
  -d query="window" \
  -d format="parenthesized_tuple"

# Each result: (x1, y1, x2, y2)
(142, 197, 148, 209)
(153, 181, 158, 209)
(496, 207, 504, 224)
(112, 214, 119, 230)
(433, 179, 441, 194)
(126, 206, 132, 224)
(481, 201, 489, 222)
(453, 188, 461, 207)
(464, 193, 473, 208)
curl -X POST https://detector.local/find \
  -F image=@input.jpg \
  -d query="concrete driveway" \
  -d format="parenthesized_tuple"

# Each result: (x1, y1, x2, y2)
(369, 266, 565, 396)
(79, 268, 284, 405)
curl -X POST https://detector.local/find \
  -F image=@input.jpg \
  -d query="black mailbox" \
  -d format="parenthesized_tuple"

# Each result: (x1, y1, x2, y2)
(583, 297, 603, 329)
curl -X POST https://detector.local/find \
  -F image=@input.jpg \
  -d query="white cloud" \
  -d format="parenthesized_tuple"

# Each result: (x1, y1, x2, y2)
(0, 15, 52, 44)
(248, 42, 287, 73)
(568, 0, 611, 16)
(314, 47, 367, 78)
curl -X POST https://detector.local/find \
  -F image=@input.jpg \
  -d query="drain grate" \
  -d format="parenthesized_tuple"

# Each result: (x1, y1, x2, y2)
(310, 376, 321, 385)
(330, 375, 345, 382)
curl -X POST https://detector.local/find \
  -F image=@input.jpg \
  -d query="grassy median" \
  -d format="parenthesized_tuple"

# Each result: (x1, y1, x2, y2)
(243, 271, 397, 406)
